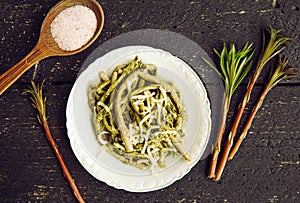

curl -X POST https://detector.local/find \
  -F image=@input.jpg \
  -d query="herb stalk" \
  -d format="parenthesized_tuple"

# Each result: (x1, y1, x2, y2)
(24, 81, 85, 203)
(228, 55, 297, 160)
(214, 27, 291, 181)
(204, 42, 254, 178)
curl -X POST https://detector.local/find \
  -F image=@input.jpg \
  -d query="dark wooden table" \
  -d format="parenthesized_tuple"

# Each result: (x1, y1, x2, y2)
(1, 0, 299, 202)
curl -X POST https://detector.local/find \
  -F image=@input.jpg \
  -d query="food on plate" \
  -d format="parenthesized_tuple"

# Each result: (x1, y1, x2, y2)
(88, 56, 191, 170)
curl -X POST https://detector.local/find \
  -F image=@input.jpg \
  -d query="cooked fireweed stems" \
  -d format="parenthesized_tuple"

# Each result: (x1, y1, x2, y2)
(228, 55, 297, 160)
(23, 81, 85, 203)
(89, 57, 190, 170)
(204, 42, 254, 178)
(214, 27, 291, 181)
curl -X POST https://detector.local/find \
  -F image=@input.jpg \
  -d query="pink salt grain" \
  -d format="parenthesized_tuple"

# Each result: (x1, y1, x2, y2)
(50, 5, 97, 51)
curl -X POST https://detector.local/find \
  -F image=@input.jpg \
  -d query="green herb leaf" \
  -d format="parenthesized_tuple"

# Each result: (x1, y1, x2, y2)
(206, 42, 254, 98)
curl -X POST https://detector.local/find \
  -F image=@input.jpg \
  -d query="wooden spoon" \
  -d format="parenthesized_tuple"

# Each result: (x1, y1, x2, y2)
(0, 0, 104, 95)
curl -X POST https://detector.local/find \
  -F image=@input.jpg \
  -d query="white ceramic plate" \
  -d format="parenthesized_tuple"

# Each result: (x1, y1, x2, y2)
(66, 46, 211, 192)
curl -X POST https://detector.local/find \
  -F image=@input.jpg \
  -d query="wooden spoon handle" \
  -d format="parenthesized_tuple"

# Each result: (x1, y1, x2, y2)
(0, 45, 47, 95)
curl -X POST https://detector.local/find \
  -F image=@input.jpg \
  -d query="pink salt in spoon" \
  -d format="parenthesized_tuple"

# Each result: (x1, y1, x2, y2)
(0, 0, 104, 95)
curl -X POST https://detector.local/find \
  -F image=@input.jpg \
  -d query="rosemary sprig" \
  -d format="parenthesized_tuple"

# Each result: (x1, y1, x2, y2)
(214, 27, 291, 181)
(23, 81, 85, 203)
(228, 55, 297, 160)
(204, 42, 254, 178)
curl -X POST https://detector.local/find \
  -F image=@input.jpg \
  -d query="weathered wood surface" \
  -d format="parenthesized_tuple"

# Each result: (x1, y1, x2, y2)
(0, 0, 299, 202)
